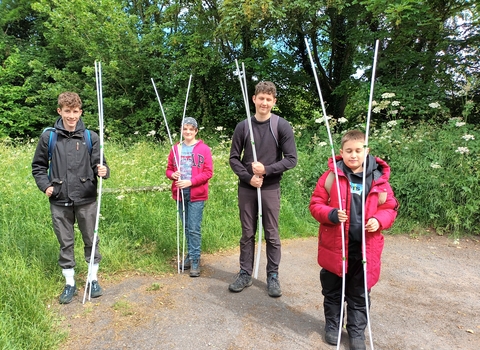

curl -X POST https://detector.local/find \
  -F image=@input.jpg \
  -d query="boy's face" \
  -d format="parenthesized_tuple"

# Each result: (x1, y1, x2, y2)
(340, 139, 369, 173)
(182, 124, 198, 143)
(58, 105, 82, 132)
(252, 92, 276, 119)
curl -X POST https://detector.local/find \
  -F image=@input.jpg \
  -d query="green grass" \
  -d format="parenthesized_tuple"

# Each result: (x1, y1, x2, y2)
(1, 117, 479, 348)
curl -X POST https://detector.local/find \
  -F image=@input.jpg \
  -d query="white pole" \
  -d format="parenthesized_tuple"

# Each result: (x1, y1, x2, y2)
(362, 39, 380, 350)
(151, 78, 183, 273)
(234, 60, 263, 280)
(304, 37, 346, 349)
(178, 75, 193, 272)
(83, 60, 105, 304)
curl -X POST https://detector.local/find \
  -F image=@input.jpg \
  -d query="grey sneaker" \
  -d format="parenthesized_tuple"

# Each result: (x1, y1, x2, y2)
(267, 272, 282, 297)
(59, 284, 77, 304)
(228, 269, 252, 292)
(189, 259, 200, 277)
(89, 280, 103, 298)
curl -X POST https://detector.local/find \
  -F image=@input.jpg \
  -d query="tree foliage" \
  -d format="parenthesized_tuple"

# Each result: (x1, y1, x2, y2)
(1, 0, 478, 138)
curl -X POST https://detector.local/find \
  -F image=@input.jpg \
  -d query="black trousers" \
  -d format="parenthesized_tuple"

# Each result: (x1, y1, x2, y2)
(237, 186, 281, 275)
(320, 254, 370, 339)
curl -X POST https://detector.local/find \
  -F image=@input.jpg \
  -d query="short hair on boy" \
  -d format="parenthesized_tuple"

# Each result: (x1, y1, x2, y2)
(341, 130, 365, 148)
(58, 92, 82, 109)
(255, 81, 276, 97)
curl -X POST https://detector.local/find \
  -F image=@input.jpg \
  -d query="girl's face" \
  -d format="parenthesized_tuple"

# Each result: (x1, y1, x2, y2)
(182, 124, 198, 144)
(340, 140, 369, 173)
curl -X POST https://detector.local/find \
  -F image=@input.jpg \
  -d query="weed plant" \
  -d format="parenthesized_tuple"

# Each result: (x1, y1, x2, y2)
(1, 117, 479, 348)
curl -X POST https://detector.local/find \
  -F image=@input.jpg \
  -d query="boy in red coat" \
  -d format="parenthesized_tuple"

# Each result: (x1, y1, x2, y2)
(309, 130, 398, 350)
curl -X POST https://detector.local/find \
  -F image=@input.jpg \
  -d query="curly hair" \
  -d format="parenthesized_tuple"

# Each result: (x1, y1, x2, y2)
(58, 92, 82, 109)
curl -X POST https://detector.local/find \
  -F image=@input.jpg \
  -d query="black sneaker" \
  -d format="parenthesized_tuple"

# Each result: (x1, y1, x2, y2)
(267, 272, 282, 297)
(228, 269, 252, 292)
(349, 337, 366, 350)
(325, 331, 338, 345)
(89, 280, 103, 298)
(189, 259, 200, 277)
(59, 284, 77, 304)
(181, 257, 190, 270)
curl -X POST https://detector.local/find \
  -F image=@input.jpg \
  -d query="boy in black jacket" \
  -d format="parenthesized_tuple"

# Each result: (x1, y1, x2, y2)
(32, 92, 110, 304)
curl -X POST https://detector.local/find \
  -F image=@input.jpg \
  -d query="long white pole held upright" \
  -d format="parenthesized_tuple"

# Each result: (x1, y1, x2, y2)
(234, 60, 263, 280)
(361, 39, 380, 350)
(304, 37, 346, 349)
(151, 78, 184, 274)
(83, 60, 105, 304)
(178, 74, 193, 273)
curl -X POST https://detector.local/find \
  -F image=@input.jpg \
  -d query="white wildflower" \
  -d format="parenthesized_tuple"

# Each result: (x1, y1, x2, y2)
(134, 131, 139, 135)
(216, 126, 224, 131)
(116, 195, 125, 200)
(371, 101, 378, 106)
(391, 101, 400, 106)
(462, 134, 475, 141)
(387, 120, 397, 127)
(373, 107, 382, 114)
(429, 102, 440, 109)
(455, 122, 466, 127)
(338, 117, 348, 124)
(381, 92, 395, 99)
(430, 162, 442, 169)
(315, 118, 323, 124)
(147, 130, 156, 136)
(455, 147, 470, 154)
(319, 141, 328, 147)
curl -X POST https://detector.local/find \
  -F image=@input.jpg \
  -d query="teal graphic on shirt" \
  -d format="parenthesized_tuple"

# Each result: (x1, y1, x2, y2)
(350, 182, 363, 196)
(180, 144, 194, 180)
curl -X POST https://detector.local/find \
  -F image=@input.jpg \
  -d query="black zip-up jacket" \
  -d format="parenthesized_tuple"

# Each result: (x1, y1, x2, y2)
(32, 118, 110, 206)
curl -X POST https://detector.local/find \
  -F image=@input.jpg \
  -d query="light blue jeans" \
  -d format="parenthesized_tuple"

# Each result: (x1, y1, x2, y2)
(178, 188, 205, 261)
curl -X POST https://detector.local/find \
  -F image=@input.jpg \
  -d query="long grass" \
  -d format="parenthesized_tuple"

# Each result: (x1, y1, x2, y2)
(1, 117, 479, 348)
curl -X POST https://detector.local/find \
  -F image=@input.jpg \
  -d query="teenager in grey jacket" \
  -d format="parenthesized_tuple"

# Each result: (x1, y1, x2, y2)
(32, 92, 110, 304)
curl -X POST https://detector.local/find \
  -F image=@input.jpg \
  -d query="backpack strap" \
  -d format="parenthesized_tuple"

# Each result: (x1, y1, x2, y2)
(324, 170, 387, 205)
(42, 127, 57, 161)
(243, 114, 280, 148)
(84, 129, 92, 155)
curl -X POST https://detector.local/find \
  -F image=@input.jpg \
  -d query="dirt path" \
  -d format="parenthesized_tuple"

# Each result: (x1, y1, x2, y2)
(58, 234, 480, 350)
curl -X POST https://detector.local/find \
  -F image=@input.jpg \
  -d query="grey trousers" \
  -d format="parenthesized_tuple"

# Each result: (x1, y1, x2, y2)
(50, 201, 102, 269)
(238, 186, 281, 275)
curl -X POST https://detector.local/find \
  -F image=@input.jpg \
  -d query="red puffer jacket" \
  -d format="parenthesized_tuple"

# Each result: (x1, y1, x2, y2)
(309, 155, 398, 289)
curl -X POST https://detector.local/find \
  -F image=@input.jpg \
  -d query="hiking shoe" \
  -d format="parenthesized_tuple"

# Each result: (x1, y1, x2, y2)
(325, 331, 338, 345)
(349, 337, 366, 350)
(59, 284, 77, 304)
(228, 269, 252, 292)
(189, 259, 200, 277)
(181, 257, 190, 270)
(89, 280, 103, 298)
(267, 272, 282, 297)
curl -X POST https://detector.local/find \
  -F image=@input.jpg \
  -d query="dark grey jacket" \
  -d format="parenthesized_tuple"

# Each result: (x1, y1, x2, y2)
(32, 118, 110, 206)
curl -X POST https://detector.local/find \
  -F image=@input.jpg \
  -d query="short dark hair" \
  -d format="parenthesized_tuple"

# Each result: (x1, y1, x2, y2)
(58, 92, 82, 109)
(341, 130, 365, 148)
(255, 81, 276, 97)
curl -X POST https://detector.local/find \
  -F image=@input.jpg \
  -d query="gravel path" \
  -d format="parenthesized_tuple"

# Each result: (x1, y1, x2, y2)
(59, 234, 480, 350)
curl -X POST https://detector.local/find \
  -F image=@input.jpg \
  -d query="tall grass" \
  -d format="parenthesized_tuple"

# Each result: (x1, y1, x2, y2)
(1, 118, 479, 348)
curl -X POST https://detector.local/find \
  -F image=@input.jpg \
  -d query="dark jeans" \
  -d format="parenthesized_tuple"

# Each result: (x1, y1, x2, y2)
(238, 186, 281, 275)
(320, 255, 370, 339)
(50, 201, 101, 269)
(178, 188, 205, 261)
